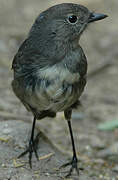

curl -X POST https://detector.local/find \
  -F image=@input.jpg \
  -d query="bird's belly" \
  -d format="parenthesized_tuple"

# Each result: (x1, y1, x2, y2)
(31, 80, 80, 112)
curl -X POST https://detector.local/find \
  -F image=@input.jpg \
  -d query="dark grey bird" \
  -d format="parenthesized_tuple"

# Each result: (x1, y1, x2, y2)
(12, 3, 107, 177)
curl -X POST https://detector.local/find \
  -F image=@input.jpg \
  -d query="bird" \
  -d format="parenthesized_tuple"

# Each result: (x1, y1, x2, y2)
(11, 3, 107, 177)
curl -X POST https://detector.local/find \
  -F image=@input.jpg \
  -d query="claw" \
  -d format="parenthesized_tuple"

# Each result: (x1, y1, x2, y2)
(60, 157, 83, 177)
(18, 149, 29, 158)
(18, 137, 39, 168)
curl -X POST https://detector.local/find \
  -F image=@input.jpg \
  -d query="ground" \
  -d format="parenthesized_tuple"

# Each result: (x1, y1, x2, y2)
(0, 0, 118, 179)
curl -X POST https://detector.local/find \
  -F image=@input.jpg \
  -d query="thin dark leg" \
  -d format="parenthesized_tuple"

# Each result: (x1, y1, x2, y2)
(30, 116, 36, 142)
(18, 116, 39, 168)
(28, 116, 39, 167)
(60, 110, 82, 177)
(68, 120, 77, 159)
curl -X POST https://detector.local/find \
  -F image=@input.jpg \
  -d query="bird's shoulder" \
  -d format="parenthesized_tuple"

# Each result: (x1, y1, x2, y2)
(12, 38, 48, 79)
(12, 38, 43, 69)
(12, 39, 28, 70)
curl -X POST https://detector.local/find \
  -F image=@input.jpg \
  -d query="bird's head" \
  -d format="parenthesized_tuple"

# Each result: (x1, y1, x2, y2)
(29, 3, 108, 43)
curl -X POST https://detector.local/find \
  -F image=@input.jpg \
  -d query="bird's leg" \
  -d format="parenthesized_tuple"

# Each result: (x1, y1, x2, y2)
(60, 110, 83, 177)
(18, 116, 39, 168)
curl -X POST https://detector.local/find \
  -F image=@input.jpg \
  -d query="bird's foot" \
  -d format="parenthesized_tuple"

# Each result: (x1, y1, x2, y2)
(18, 137, 39, 168)
(60, 156, 83, 178)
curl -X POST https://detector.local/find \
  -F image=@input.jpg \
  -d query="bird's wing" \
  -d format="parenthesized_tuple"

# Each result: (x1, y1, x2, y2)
(12, 39, 28, 71)
(12, 38, 47, 79)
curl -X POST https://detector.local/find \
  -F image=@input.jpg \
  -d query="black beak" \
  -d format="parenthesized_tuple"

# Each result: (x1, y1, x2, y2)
(88, 13, 108, 23)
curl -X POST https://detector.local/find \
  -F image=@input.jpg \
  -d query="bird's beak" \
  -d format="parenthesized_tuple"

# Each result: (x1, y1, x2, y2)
(88, 13, 108, 23)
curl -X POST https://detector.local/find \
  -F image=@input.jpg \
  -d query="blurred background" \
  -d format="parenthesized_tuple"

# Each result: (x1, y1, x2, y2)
(0, 0, 118, 179)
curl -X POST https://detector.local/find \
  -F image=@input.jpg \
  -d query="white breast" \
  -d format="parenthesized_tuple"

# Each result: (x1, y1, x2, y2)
(29, 64, 80, 112)
(36, 64, 80, 83)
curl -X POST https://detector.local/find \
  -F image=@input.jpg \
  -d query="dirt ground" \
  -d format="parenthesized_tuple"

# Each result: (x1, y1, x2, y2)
(0, 0, 118, 179)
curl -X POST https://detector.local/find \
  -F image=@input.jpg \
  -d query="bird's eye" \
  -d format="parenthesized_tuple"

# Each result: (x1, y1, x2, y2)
(68, 15, 78, 24)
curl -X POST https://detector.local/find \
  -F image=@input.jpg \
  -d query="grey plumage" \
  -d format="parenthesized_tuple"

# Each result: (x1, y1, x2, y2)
(11, 3, 107, 176)
(12, 3, 88, 118)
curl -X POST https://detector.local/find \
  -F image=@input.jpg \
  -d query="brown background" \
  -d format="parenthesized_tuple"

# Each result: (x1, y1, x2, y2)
(0, 0, 118, 179)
